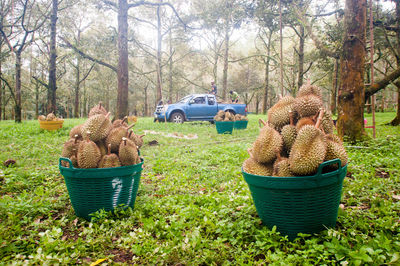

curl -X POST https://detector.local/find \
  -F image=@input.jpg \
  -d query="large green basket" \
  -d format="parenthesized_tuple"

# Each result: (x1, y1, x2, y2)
(59, 158, 143, 220)
(242, 159, 347, 240)
(215, 121, 234, 134)
(234, 120, 248, 130)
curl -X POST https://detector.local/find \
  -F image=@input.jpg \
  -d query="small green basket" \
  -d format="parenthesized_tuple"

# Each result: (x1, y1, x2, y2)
(215, 121, 234, 134)
(59, 158, 143, 220)
(234, 120, 248, 130)
(242, 159, 347, 240)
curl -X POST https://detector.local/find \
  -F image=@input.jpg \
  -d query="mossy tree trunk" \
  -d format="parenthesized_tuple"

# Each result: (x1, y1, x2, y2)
(337, 0, 367, 142)
(389, 0, 400, 125)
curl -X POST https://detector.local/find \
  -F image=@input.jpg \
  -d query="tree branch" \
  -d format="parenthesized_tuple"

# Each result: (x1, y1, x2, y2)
(0, 75, 16, 102)
(365, 66, 400, 100)
(60, 37, 117, 72)
(32, 76, 50, 89)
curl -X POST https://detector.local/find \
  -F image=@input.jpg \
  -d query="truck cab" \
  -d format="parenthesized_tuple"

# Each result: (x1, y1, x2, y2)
(154, 94, 247, 123)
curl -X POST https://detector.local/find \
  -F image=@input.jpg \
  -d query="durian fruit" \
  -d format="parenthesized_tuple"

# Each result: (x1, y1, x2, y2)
(99, 144, 121, 168)
(324, 134, 348, 170)
(69, 124, 83, 140)
(38, 115, 46, 121)
(61, 135, 80, 167)
(235, 114, 242, 121)
(289, 110, 327, 176)
(224, 111, 235, 121)
(97, 140, 107, 157)
(119, 137, 140, 166)
(77, 131, 101, 168)
(293, 94, 323, 118)
(319, 109, 335, 135)
(252, 119, 283, 163)
(214, 110, 225, 121)
(88, 102, 107, 118)
(267, 95, 296, 131)
(273, 150, 293, 177)
(280, 110, 297, 154)
(81, 112, 112, 142)
(243, 149, 273, 176)
(69, 149, 78, 168)
(112, 116, 128, 128)
(46, 112, 56, 121)
(128, 131, 144, 148)
(297, 80, 322, 98)
(296, 116, 316, 131)
(105, 123, 135, 152)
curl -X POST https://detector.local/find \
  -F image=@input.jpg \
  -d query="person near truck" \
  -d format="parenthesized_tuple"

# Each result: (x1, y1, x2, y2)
(210, 81, 217, 95)
(229, 90, 239, 103)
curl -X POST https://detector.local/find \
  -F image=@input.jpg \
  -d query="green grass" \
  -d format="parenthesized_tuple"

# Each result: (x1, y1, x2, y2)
(0, 113, 399, 265)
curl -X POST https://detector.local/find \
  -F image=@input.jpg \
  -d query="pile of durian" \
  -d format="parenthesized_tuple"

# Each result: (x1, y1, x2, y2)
(214, 110, 235, 121)
(38, 112, 62, 121)
(234, 114, 248, 121)
(61, 103, 143, 169)
(243, 82, 348, 177)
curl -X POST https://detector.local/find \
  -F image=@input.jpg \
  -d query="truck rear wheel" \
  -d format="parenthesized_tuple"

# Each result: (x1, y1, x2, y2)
(170, 112, 184, 123)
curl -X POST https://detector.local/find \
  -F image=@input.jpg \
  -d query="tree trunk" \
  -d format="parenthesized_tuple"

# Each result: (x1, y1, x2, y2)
(331, 58, 339, 114)
(144, 85, 148, 117)
(337, 0, 367, 142)
(297, 24, 305, 90)
(168, 28, 173, 103)
(116, 0, 129, 119)
(35, 83, 39, 118)
(262, 30, 273, 114)
(389, 0, 400, 125)
(222, 21, 230, 101)
(156, 2, 163, 104)
(74, 61, 80, 118)
(47, 0, 58, 114)
(15, 52, 22, 122)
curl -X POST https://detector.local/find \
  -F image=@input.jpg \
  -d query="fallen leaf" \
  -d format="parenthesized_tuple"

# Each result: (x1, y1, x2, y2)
(90, 258, 107, 266)
(73, 218, 78, 226)
(392, 195, 400, 201)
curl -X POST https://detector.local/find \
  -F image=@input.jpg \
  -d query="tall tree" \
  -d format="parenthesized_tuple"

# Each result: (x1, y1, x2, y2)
(0, 0, 49, 122)
(336, 0, 367, 141)
(47, 0, 57, 114)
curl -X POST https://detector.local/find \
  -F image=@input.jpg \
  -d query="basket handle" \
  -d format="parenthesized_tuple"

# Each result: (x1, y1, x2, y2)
(316, 158, 342, 176)
(59, 157, 74, 169)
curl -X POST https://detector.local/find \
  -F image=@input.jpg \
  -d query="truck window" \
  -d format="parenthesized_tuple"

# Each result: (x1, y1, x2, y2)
(192, 96, 206, 104)
(208, 96, 215, 105)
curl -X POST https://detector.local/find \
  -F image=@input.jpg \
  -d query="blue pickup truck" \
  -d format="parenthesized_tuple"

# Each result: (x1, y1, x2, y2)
(154, 94, 247, 123)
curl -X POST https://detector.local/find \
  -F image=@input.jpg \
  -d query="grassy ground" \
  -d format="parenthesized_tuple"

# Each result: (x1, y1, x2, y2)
(0, 113, 399, 265)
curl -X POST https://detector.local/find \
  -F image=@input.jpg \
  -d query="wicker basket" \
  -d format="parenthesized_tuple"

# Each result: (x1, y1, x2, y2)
(242, 159, 347, 240)
(59, 158, 143, 220)
(39, 120, 64, 131)
(215, 121, 234, 134)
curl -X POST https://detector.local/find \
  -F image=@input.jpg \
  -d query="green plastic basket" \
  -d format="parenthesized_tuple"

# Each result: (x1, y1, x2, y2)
(234, 120, 248, 130)
(242, 159, 347, 240)
(59, 157, 143, 220)
(215, 121, 234, 134)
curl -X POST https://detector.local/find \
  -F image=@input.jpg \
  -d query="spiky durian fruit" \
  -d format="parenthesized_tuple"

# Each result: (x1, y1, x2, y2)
(38, 115, 46, 121)
(243, 149, 273, 176)
(105, 123, 134, 152)
(273, 151, 293, 177)
(46, 112, 56, 121)
(77, 132, 101, 168)
(319, 109, 335, 135)
(97, 140, 107, 157)
(297, 80, 322, 98)
(289, 111, 327, 176)
(267, 95, 296, 131)
(69, 149, 78, 168)
(224, 111, 234, 121)
(81, 112, 112, 142)
(235, 114, 242, 121)
(252, 120, 283, 163)
(119, 137, 140, 166)
(128, 131, 144, 148)
(99, 144, 121, 168)
(69, 124, 83, 140)
(88, 102, 107, 117)
(324, 134, 348, 170)
(61, 135, 80, 167)
(281, 110, 297, 154)
(293, 94, 323, 118)
(216, 110, 225, 117)
(296, 116, 316, 131)
(112, 116, 128, 128)
(215, 116, 223, 122)
(214, 110, 225, 121)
